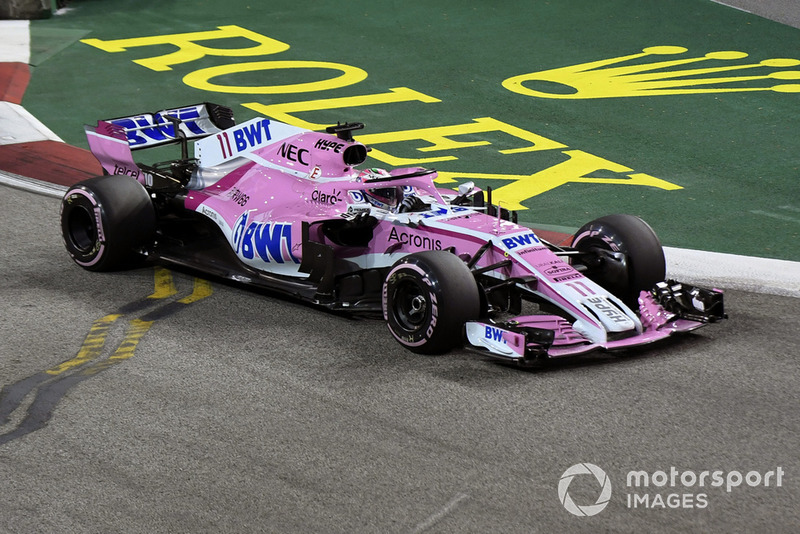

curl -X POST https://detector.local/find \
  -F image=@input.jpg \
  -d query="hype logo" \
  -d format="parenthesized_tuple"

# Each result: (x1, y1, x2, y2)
(503, 46, 800, 99)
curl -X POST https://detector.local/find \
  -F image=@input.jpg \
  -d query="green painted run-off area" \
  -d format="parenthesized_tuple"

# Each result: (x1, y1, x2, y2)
(21, 0, 800, 261)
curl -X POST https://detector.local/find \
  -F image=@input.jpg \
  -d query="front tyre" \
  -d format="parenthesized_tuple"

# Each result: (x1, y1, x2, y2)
(382, 251, 480, 354)
(60, 176, 156, 271)
(572, 214, 666, 307)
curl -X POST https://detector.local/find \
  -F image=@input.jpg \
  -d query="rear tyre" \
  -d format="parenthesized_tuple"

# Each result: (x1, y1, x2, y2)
(571, 214, 666, 307)
(382, 251, 480, 354)
(60, 176, 156, 271)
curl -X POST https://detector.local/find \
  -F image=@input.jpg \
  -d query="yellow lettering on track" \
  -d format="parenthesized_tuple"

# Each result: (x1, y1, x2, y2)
(177, 278, 214, 305)
(149, 266, 178, 300)
(81, 319, 155, 376)
(46, 270, 213, 377)
(45, 314, 121, 375)
(79, 25, 689, 202)
(81, 25, 290, 72)
(359, 117, 567, 166)
(183, 60, 368, 95)
(243, 87, 441, 130)
(436, 150, 682, 211)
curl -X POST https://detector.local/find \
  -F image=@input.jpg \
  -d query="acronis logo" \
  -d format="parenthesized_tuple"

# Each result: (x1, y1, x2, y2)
(232, 213, 299, 264)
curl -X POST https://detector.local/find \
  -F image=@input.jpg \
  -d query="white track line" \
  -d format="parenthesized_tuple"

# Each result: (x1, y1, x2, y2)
(410, 492, 469, 533)
(0, 170, 67, 197)
(665, 246, 800, 298)
(0, 21, 30, 64)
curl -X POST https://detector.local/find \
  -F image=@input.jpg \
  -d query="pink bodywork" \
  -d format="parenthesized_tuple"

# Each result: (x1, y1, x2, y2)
(86, 115, 715, 360)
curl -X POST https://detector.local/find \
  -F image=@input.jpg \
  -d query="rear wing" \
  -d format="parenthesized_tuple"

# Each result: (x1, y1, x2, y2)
(99, 102, 235, 150)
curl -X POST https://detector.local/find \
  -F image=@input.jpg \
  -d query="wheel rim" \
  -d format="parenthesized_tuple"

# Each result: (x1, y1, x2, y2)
(393, 279, 428, 331)
(67, 205, 98, 254)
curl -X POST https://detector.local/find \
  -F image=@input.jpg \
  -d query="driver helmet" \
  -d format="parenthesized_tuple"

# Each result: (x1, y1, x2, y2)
(358, 168, 398, 210)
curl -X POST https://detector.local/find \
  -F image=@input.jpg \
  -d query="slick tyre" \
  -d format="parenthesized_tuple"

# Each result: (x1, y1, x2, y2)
(382, 251, 480, 354)
(61, 175, 156, 271)
(572, 214, 665, 307)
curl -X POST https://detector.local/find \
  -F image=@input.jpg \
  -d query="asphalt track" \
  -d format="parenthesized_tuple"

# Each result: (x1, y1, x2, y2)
(2, 183, 799, 533)
(1, 1, 800, 533)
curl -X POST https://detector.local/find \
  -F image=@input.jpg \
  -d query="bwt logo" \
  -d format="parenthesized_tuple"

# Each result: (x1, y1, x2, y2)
(484, 325, 507, 344)
(501, 232, 541, 251)
(216, 119, 272, 160)
(558, 463, 612, 517)
(112, 106, 207, 146)
(232, 213, 299, 264)
(233, 119, 272, 150)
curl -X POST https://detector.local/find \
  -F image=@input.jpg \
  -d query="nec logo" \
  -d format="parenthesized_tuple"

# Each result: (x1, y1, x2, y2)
(485, 325, 507, 344)
(501, 232, 541, 250)
(277, 143, 310, 166)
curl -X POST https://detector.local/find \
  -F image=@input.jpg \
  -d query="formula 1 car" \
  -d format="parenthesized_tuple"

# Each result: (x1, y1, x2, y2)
(60, 103, 725, 364)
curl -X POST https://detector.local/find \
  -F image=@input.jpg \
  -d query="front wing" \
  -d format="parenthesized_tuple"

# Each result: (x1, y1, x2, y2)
(465, 281, 725, 365)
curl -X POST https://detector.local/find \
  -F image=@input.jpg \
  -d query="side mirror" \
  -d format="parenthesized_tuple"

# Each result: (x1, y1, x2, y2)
(458, 181, 475, 195)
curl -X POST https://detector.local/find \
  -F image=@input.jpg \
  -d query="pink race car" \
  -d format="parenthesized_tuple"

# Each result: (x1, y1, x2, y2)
(60, 103, 725, 365)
